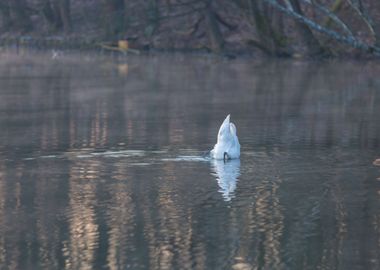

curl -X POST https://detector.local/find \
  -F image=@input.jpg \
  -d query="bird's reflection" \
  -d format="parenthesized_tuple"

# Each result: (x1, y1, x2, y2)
(211, 159, 241, 201)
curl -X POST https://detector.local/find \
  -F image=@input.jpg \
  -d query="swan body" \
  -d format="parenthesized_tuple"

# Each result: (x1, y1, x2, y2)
(210, 114, 240, 160)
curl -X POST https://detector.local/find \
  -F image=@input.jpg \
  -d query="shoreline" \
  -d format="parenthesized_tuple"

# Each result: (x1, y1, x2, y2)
(0, 35, 379, 61)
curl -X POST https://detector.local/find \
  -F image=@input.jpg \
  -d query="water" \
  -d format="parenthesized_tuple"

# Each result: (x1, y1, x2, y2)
(0, 51, 380, 270)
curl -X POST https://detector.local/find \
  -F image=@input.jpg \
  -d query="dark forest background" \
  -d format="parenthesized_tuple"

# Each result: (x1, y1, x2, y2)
(1, 0, 380, 56)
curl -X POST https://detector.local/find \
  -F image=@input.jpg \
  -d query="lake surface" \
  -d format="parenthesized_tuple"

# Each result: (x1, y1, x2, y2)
(0, 51, 380, 270)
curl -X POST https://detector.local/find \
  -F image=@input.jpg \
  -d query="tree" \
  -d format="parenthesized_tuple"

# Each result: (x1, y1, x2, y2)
(369, 1, 380, 47)
(58, 0, 71, 33)
(205, 0, 224, 52)
(40, 0, 71, 32)
(9, 0, 33, 32)
(0, 0, 12, 30)
(263, 0, 380, 55)
(104, 0, 126, 38)
(235, 0, 289, 56)
(287, 0, 326, 56)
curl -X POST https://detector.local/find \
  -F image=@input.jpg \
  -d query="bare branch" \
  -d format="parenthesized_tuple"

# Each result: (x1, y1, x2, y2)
(263, 0, 380, 55)
(304, 0, 353, 37)
(347, 0, 375, 36)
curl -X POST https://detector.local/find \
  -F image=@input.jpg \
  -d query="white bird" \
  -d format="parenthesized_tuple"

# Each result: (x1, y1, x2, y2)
(51, 49, 63, 60)
(210, 114, 240, 160)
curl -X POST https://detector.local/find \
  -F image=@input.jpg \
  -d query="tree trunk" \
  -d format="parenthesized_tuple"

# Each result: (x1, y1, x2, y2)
(374, 24, 380, 48)
(236, 0, 288, 56)
(147, 0, 159, 35)
(205, 1, 224, 53)
(51, 0, 63, 30)
(9, 0, 33, 32)
(250, 0, 272, 48)
(371, 1, 380, 47)
(59, 0, 71, 33)
(288, 0, 325, 56)
(0, 0, 12, 30)
(41, 0, 58, 29)
(104, 0, 125, 38)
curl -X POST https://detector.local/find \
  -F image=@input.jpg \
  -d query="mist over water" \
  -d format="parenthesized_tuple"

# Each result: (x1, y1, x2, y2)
(0, 51, 380, 269)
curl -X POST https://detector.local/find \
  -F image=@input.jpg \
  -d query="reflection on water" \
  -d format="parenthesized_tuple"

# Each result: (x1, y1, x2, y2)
(211, 159, 240, 202)
(0, 51, 380, 269)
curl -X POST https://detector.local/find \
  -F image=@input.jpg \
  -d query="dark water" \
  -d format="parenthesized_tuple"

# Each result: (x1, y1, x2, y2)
(0, 51, 380, 270)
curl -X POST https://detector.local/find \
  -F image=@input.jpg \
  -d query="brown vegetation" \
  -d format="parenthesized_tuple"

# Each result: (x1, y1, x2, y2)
(0, 0, 380, 56)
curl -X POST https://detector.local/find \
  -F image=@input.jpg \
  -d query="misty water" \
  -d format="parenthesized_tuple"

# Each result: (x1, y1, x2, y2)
(0, 51, 380, 270)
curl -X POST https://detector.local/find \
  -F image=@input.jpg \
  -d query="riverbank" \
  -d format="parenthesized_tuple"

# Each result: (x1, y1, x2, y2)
(0, 34, 258, 59)
(2, 1, 380, 59)
(2, 35, 380, 60)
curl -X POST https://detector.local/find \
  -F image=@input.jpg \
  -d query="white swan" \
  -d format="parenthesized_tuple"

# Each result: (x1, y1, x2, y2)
(210, 114, 240, 160)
